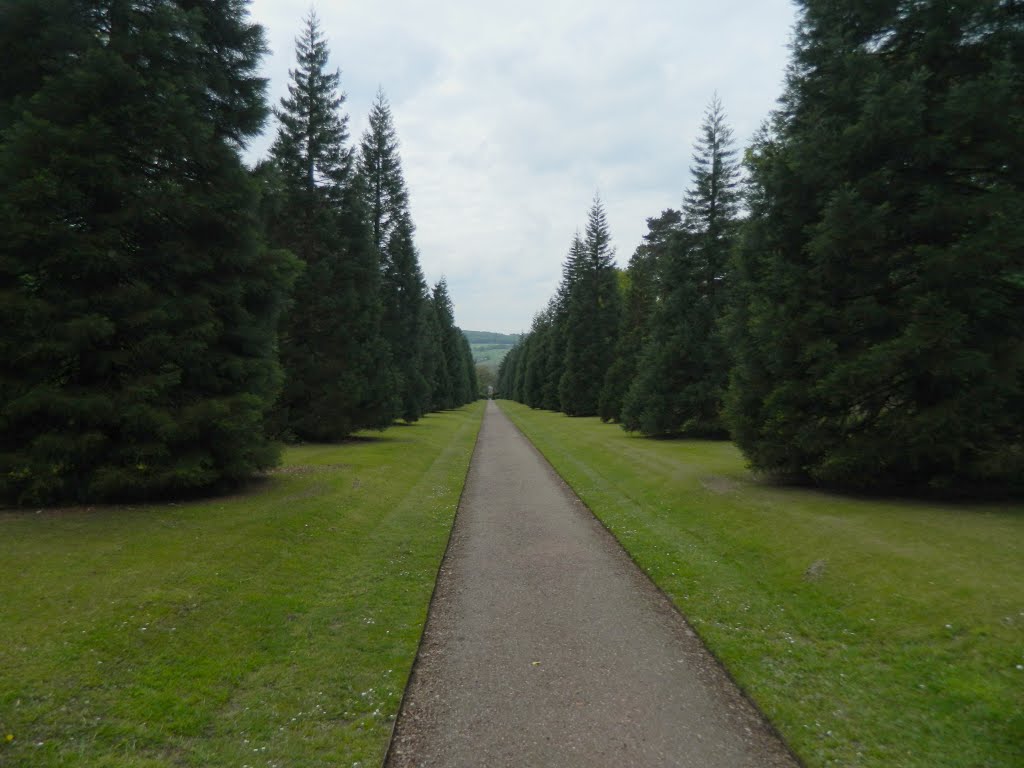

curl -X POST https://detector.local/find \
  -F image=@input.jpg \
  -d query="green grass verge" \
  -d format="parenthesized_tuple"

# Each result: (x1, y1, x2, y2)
(0, 402, 483, 768)
(499, 400, 1024, 768)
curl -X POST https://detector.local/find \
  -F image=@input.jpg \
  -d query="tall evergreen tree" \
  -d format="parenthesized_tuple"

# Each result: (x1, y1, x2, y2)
(358, 92, 429, 421)
(419, 289, 445, 410)
(430, 279, 457, 409)
(599, 209, 679, 422)
(623, 97, 741, 436)
(382, 214, 431, 420)
(267, 12, 393, 440)
(523, 311, 553, 408)
(559, 197, 622, 416)
(543, 233, 584, 411)
(0, 0, 298, 504)
(458, 332, 478, 405)
(271, 11, 351, 196)
(358, 88, 410, 253)
(725, 0, 1024, 492)
(497, 342, 521, 400)
(512, 340, 529, 403)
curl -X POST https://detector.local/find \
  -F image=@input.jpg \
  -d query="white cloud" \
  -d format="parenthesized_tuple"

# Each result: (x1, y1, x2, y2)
(247, 0, 798, 332)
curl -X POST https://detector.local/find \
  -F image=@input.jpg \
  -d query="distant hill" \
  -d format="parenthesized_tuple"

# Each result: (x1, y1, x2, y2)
(462, 330, 522, 345)
(462, 330, 521, 370)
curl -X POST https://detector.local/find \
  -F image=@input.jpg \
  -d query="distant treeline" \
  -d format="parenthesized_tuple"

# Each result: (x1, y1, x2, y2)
(0, 7, 476, 505)
(500, 1, 1023, 496)
(463, 331, 523, 346)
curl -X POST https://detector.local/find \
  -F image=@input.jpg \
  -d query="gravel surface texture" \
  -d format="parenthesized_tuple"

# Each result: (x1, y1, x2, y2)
(385, 400, 799, 768)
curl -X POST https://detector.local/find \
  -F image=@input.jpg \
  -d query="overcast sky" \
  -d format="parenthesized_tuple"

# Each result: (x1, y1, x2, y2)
(246, 0, 799, 334)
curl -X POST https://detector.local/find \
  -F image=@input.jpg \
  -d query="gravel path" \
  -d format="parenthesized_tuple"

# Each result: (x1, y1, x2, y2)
(385, 400, 799, 768)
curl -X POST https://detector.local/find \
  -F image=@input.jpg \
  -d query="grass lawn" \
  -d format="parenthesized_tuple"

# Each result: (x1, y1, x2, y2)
(499, 400, 1024, 768)
(0, 402, 483, 768)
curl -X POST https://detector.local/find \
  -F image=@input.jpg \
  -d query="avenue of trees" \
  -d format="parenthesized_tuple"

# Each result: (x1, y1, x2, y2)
(0, 5, 475, 505)
(500, 0, 1023, 495)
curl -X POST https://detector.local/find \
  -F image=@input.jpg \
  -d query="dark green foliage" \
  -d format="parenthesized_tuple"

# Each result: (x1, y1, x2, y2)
(498, 337, 530, 404)
(358, 88, 409, 253)
(599, 209, 679, 423)
(271, 11, 351, 195)
(537, 320, 564, 411)
(459, 333, 478, 404)
(430, 279, 458, 409)
(266, 13, 393, 440)
(725, 0, 1024, 492)
(382, 214, 431, 421)
(623, 98, 741, 436)
(419, 292, 445, 410)
(522, 311, 553, 408)
(500, 235, 582, 411)
(496, 342, 519, 400)
(358, 91, 430, 422)
(512, 342, 529, 404)
(0, 0, 298, 504)
(558, 198, 622, 416)
(542, 234, 583, 411)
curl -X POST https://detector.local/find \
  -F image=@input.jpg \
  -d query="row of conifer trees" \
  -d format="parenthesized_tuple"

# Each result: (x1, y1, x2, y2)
(0, 4, 475, 505)
(499, 0, 1023, 495)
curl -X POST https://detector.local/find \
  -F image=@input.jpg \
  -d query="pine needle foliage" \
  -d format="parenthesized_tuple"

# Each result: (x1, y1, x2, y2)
(266, 12, 393, 441)
(271, 10, 352, 195)
(0, 0, 298, 504)
(725, 0, 1024, 492)
(622, 97, 741, 436)
(358, 90, 431, 422)
(358, 88, 410, 253)
(430, 279, 457, 409)
(558, 197, 622, 416)
(600, 209, 680, 423)
(382, 214, 432, 421)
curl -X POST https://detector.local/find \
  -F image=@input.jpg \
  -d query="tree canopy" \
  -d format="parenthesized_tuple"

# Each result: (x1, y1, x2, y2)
(0, 4, 478, 505)
(503, 0, 1023, 497)
(0, 0, 298, 504)
(724, 0, 1024, 492)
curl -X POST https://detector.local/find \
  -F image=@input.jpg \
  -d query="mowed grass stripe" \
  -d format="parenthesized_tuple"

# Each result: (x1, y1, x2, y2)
(0, 402, 483, 768)
(499, 400, 1024, 768)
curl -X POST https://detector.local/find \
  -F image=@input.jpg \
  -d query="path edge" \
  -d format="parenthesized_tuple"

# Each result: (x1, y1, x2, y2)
(379, 401, 488, 768)
(493, 399, 807, 768)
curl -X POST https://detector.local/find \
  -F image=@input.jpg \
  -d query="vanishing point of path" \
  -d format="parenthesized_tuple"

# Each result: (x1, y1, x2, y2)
(386, 401, 799, 768)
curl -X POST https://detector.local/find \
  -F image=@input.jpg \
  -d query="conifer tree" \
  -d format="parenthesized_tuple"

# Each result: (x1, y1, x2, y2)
(430, 279, 457, 409)
(419, 290, 445, 410)
(536, 309, 562, 410)
(598, 209, 679, 422)
(523, 311, 553, 408)
(267, 12, 393, 440)
(0, 0, 298, 504)
(623, 98, 741, 435)
(358, 93, 429, 421)
(497, 343, 520, 400)
(543, 233, 584, 411)
(725, 0, 1024, 492)
(513, 342, 529, 403)
(271, 11, 351, 197)
(559, 197, 622, 416)
(382, 214, 431, 420)
(358, 89, 410, 253)
(458, 332, 478, 405)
